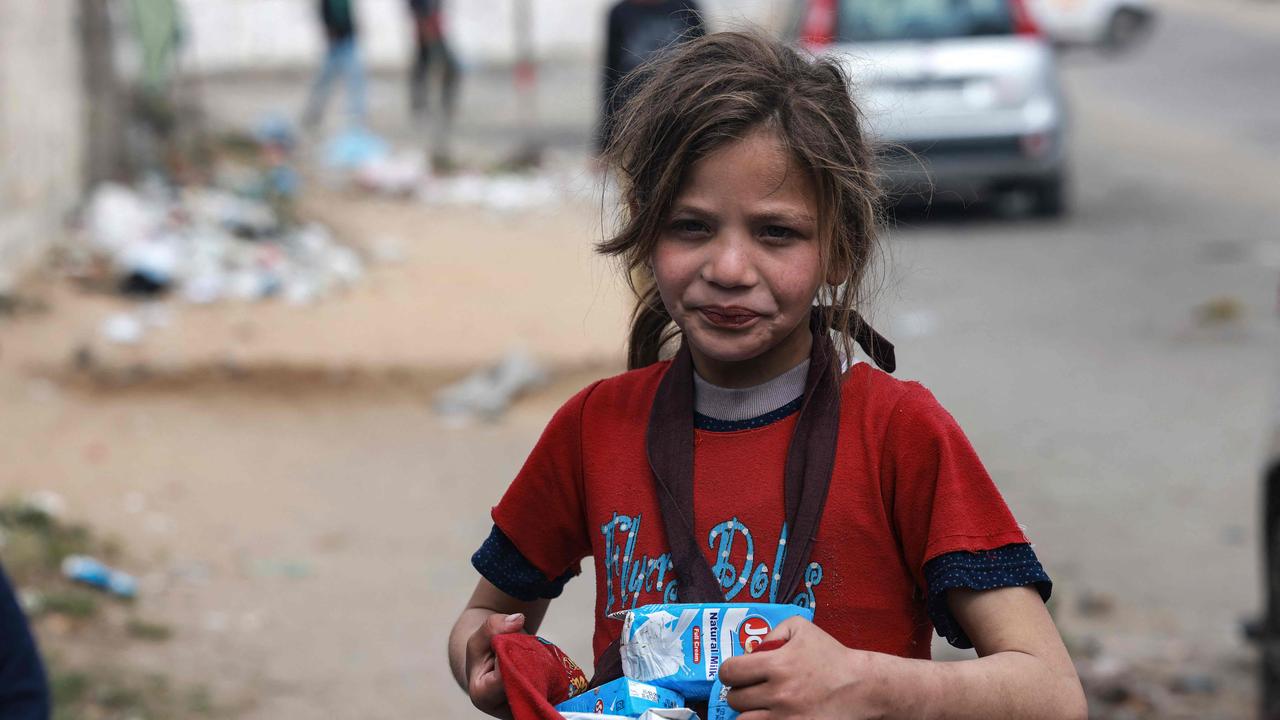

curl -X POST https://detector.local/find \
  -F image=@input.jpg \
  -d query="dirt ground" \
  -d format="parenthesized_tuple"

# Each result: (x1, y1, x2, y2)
(2, 1, 1277, 717)
(0, 184, 630, 717)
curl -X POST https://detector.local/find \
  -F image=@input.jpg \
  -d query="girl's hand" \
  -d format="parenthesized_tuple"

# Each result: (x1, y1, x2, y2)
(465, 612, 527, 719)
(718, 616, 910, 720)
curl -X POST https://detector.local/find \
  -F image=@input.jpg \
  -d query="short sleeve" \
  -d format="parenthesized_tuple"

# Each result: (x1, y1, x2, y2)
(880, 384, 1029, 592)
(472, 525, 577, 601)
(924, 544, 1052, 648)
(489, 382, 600, 584)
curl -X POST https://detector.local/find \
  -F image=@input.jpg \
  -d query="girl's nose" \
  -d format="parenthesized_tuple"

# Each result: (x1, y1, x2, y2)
(700, 232, 758, 289)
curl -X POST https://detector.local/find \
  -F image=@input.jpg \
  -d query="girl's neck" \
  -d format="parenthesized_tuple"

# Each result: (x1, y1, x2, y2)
(693, 357, 809, 421)
(688, 321, 813, 389)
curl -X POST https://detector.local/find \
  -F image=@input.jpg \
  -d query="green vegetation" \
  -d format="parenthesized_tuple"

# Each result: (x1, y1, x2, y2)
(2, 498, 218, 718)
(49, 666, 217, 720)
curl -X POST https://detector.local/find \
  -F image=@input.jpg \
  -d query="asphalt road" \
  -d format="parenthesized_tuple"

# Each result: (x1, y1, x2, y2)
(881, 2, 1280, 660)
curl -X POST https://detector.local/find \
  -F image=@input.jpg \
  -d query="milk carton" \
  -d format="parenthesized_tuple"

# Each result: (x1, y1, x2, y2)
(554, 677, 685, 717)
(617, 603, 812, 698)
(705, 677, 738, 720)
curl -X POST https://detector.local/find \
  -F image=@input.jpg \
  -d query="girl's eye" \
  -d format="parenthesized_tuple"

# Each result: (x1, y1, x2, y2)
(672, 219, 710, 235)
(761, 226, 795, 242)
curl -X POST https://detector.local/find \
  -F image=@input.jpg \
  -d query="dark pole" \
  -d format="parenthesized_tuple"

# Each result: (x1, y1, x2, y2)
(1264, 444, 1280, 719)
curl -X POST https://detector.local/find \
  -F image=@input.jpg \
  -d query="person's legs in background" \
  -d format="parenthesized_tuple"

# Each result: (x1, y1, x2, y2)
(424, 37, 461, 170)
(302, 39, 346, 129)
(410, 34, 431, 119)
(339, 37, 368, 127)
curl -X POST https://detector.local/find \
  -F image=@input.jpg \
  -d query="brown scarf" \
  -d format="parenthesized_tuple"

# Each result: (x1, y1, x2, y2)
(589, 309, 893, 686)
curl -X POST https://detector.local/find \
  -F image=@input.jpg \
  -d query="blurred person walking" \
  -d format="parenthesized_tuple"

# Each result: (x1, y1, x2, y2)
(408, 0, 462, 169)
(302, 0, 367, 130)
(0, 563, 49, 720)
(123, 0, 187, 178)
(598, 0, 706, 154)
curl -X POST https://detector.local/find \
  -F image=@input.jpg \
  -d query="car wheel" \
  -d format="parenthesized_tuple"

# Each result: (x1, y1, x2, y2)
(1102, 8, 1151, 54)
(1030, 175, 1067, 218)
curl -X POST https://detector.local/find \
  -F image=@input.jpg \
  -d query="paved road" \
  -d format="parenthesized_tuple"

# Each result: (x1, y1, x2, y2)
(886, 2, 1280, 660)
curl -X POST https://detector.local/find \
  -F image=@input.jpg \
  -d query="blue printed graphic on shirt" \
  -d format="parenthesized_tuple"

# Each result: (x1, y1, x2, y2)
(599, 512, 824, 616)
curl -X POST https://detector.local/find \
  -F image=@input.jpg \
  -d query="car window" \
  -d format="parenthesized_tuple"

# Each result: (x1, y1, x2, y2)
(837, 0, 1015, 41)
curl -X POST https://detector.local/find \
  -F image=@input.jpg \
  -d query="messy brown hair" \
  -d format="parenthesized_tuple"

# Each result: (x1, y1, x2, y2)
(597, 31, 883, 370)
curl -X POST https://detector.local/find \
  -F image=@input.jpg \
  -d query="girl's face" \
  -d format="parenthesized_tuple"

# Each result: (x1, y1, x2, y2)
(652, 127, 827, 388)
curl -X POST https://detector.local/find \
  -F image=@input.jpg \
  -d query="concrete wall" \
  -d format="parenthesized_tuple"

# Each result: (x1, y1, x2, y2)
(178, 0, 793, 73)
(0, 0, 84, 292)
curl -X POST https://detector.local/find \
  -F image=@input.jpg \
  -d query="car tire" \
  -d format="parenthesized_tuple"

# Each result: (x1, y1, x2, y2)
(1102, 8, 1151, 54)
(1030, 175, 1067, 218)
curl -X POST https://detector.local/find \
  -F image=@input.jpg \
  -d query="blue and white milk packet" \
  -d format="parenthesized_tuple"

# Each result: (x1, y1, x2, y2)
(554, 677, 685, 717)
(559, 711, 698, 720)
(616, 603, 813, 698)
(705, 677, 738, 720)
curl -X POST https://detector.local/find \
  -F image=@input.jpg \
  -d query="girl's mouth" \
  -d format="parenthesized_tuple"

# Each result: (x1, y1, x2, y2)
(698, 306, 762, 329)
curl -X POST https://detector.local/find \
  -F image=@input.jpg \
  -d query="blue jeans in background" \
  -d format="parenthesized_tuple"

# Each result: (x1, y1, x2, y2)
(302, 37, 367, 128)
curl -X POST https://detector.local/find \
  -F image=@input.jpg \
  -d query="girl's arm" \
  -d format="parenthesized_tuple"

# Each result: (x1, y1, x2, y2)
(447, 578, 551, 717)
(905, 585, 1087, 719)
(719, 586, 1086, 720)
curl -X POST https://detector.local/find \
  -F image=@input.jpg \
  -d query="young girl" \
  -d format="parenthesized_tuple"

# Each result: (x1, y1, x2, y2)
(448, 32, 1086, 719)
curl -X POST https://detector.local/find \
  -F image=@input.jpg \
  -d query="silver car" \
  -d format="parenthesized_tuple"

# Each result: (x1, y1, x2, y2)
(1026, 0, 1155, 51)
(789, 0, 1069, 216)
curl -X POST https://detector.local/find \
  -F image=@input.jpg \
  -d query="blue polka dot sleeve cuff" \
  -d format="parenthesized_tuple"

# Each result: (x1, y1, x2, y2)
(924, 542, 1052, 649)
(471, 524, 578, 602)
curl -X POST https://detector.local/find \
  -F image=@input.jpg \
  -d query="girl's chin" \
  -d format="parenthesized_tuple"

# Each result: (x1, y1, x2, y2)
(684, 333, 769, 365)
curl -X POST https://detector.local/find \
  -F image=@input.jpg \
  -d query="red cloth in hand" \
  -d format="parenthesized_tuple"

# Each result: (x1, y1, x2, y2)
(492, 634, 589, 720)
(752, 639, 787, 654)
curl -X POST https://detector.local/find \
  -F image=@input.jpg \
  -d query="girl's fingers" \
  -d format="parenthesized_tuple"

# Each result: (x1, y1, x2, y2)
(468, 655, 495, 686)
(477, 665, 502, 691)
(483, 612, 525, 639)
(725, 682, 773, 712)
(470, 663, 507, 710)
(718, 651, 776, 687)
(736, 711, 772, 720)
(466, 613, 525, 663)
(761, 615, 806, 645)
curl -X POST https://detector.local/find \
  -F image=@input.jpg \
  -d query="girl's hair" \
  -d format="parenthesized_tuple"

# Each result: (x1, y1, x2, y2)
(597, 31, 883, 370)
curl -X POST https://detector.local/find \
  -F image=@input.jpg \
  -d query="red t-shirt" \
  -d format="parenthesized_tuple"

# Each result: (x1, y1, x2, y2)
(491, 361, 1028, 664)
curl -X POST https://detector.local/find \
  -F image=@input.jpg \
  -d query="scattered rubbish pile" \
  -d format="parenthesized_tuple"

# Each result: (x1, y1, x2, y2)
(79, 181, 362, 308)
(71, 119, 363, 314)
(322, 127, 589, 213)
(433, 348, 549, 422)
(416, 171, 564, 213)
